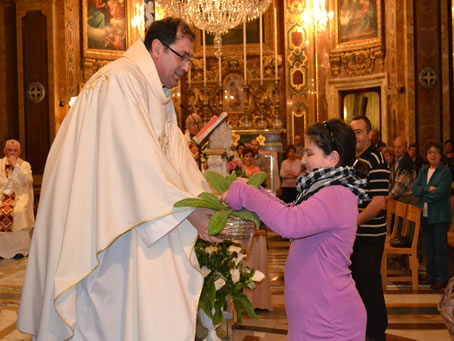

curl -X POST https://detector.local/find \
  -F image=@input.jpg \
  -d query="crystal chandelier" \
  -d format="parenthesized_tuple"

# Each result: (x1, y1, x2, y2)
(156, 0, 272, 56)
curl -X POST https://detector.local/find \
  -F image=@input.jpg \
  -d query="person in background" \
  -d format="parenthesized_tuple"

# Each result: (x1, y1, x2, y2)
(184, 113, 202, 143)
(350, 116, 389, 341)
(232, 142, 245, 160)
(184, 113, 206, 169)
(280, 145, 302, 203)
(408, 142, 424, 174)
(250, 139, 268, 173)
(294, 134, 305, 159)
(221, 119, 367, 340)
(442, 139, 454, 180)
(0, 139, 34, 259)
(381, 147, 394, 169)
(370, 129, 380, 149)
(242, 147, 261, 177)
(413, 140, 452, 290)
(389, 136, 417, 205)
(18, 17, 219, 340)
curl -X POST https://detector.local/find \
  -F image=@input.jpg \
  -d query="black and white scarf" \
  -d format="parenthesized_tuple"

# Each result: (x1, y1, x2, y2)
(295, 166, 368, 205)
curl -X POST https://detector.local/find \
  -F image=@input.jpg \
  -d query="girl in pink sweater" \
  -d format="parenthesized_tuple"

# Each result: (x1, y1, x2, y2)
(222, 120, 367, 340)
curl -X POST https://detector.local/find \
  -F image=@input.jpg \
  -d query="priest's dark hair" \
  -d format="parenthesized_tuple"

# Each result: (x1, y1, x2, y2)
(306, 119, 357, 167)
(144, 17, 195, 51)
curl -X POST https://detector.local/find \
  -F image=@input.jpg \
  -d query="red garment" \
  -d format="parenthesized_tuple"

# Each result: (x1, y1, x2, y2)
(0, 165, 15, 232)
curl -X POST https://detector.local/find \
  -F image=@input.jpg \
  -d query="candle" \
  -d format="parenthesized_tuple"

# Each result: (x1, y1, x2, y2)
(243, 20, 247, 85)
(274, 7, 278, 83)
(259, 14, 263, 85)
(203, 28, 206, 87)
(188, 69, 191, 87)
(218, 55, 222, 86)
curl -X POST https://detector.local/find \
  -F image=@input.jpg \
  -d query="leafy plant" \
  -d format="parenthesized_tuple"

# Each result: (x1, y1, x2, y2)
(195, 239, 265, 325)
(174, 170, 266, 235)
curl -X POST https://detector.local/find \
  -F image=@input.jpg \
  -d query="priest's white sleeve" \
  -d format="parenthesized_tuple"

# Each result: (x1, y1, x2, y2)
(135, 209, 194, 247)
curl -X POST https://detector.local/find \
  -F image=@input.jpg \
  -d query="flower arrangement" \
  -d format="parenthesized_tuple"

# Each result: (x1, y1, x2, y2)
(228, 155, 246, 178)
(196, 238, 265, 325)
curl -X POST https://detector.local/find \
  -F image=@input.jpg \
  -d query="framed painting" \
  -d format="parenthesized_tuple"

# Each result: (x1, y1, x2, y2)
(82, 0, 135, 59)
(193, 7, 275, 57)
(330, 0, 383, 52)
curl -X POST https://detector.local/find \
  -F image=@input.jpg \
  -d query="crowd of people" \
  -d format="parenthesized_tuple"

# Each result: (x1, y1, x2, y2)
(2, 15, 453, 341)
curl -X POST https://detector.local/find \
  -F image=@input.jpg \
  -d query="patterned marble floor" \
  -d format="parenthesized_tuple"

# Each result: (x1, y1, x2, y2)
(0, 231, 452, 340)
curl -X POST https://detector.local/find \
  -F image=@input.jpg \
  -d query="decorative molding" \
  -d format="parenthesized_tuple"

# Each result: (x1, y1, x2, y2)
(329, 46, 384, 78)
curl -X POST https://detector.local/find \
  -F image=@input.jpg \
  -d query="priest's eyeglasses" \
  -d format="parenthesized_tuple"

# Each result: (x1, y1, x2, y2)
(323, 121, 338, 151)
(161, 41, 192, 65)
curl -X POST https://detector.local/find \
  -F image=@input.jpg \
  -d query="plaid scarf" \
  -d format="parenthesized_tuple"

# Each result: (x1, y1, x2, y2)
(295, 166, 368, 205)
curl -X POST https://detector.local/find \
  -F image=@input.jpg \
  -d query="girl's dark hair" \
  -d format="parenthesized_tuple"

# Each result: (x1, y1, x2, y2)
(236, 142, 245, 151)
(242, 147, 254, 156)
(144, 17, 195, 51)
(424, 139, 442, 155)
(286, 144, 297, 153)
(306, 119, 357, 167)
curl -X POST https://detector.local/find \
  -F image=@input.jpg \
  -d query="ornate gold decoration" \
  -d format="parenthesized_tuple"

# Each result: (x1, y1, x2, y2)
(329, 47, 384, 78)
(185, 55, 281, 130)
(231, 132, 241, 147)
(256, 134, 266, 145)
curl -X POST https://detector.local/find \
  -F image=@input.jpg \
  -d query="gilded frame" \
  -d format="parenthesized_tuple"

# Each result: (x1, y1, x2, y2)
(192, 7, 275, 57)
(330, 0, 383, 52)
(82, 0, 135, 60)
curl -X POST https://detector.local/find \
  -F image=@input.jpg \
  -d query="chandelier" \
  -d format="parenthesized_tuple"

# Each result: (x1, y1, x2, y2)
(156, 0, 272, 56)
(301, 0, 333, 31)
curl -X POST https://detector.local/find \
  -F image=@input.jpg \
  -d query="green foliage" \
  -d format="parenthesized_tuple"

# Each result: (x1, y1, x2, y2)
(173, 170, 267, 235)
(208, 210, 231, 235)
(246, 171, 267, 188)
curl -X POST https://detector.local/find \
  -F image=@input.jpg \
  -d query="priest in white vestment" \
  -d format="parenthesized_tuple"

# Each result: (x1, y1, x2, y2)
(0, 139, 34, 258)
(17, 17, 220, 340)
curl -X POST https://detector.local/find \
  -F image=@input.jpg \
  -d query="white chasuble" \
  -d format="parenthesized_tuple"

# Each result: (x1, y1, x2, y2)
(17, 40, 209, 340)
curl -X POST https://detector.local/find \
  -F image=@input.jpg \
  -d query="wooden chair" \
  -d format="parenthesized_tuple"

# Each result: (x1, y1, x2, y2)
(382, 204, 422, 290)
(385, 199, 398, 241)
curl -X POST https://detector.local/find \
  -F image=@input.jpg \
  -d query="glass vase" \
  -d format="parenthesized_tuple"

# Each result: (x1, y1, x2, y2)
(218, 216, 256, 250)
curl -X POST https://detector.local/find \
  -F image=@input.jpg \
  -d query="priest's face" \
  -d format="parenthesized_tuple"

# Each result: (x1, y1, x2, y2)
(152, 36, 193, 89)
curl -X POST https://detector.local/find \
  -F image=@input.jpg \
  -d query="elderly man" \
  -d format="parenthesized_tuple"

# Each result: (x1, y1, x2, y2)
(250, 139, 267, 172)
(184, 112, 202, 143)
(18, 17, 219, 340)
(389, 136, 417, 204)
(0, 139, 34, 259)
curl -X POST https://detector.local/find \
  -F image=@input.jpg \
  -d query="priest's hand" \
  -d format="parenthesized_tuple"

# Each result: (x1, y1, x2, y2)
(188, 208, 223, 243)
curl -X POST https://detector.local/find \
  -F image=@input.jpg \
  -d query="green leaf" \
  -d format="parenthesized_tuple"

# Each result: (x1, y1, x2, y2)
(237, 293, 259, 320)
(199, 294, 213, 319)
(208, 210, 231, 235)
(173, 198, 221, 210)
(246, 171, 267, 188)
(230, 209, 261, 229)
(212, 306, 223, 326)
(225, 172, 237, 187)
(197, 192, 226, 211)
(204, 171, 231, 194)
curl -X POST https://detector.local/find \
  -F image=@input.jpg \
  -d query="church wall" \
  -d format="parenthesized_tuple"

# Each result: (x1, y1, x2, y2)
(0, 0, 19, 146)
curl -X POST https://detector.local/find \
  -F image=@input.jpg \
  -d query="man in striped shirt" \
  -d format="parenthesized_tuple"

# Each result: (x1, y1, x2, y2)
(350, 116, 390, 341)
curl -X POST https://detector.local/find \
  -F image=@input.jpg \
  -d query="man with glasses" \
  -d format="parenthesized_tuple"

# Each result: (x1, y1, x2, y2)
(18, 17, 219, 340)
(350, 115, 390, 341)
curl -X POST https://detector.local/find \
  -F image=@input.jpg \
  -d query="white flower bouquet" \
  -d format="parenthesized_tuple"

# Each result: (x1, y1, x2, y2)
(195, 239, 265, 325)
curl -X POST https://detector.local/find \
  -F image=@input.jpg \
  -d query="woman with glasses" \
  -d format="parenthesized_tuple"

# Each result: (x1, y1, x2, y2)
(221, 119, 367, 340)
(413, 140, 452, 289)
